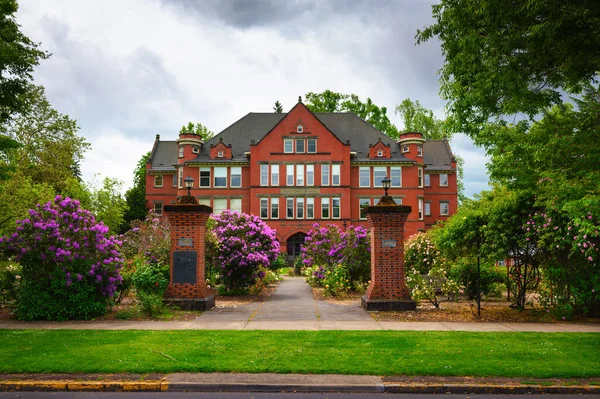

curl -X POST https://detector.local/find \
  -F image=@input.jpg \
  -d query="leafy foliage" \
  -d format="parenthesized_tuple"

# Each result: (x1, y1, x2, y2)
(179, 121, 214, 141)
(273, 100, 283, 113)
(122, 152, 150, 230)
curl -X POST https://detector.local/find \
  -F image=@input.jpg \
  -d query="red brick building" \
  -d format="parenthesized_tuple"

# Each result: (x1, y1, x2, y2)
(146, 100, 457, 260)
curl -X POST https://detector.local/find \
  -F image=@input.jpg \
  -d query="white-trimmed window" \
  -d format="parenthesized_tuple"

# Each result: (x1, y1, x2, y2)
(439, 173, 449, 187)
(200, 168, 210, 187)
(359, 198, 370, 219)
(377, 150, 383, 157)
(359, 167, 370, 187)
(286, 165, 294, 186)
(306, 164, 314, 186)
(260, 164, 269, 186)
(296, 198, 304, 219)
(418, 198, 424, 220)
(153, 201, 163, 215)
(332, 164, 340, 186)
(425, 201, 431, 216)
(214, 167, 227, 187)
(332, 197, 341, 219)
(284, 139, 293, 153)
(296, 164, 304, 186)
(321, 198, 330, 219)
(178, 147, 184, 157)
(271, 164, 279, 186)
(295, 139, 305, 153)
(286, 198, 294, 219)
(402, 146, 410, 153)
(307, 139, 317, 153)
(297, 125, 303, 133)
(217, 150, 224, 158)
(417, 146, 423, 157)
(390, 167, 401, 187)
(306, 197, 314, 219)
(213, 199, 227, 215)
(198, 198, 211, 206)
(393, 197, 403, 205)
(440, 201, 450, 216)
(230, 167, 241, 187)
(424, 173, 431, 187)
(154, 175, 163, 187)
(373, 166, 386, 187)
(271, 198, 279, 219)
(230, 198, 242, 213)
(321, 164, 330, 186)
(418, 167, 423, 188)
(172, 174, 177, 187)
(178, 167, 183, 188)
(260, 198, 269, 219)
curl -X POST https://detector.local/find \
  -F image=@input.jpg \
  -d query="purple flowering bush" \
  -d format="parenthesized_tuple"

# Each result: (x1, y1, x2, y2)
(301, 224, 371, 294)
(0, 196, 123, 320)
(210, 210, 280, 293)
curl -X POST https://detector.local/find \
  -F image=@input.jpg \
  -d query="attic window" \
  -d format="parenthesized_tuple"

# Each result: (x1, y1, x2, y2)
(377, 150, 383, 157)
(297, 125, 304, 133)
(217, 150, 224, 158)
(402, 146, 410, 153)
(192, 146, 200, 154)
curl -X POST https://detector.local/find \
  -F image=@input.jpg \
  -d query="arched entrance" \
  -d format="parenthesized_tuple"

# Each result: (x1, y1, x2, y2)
(286, 232, 307, 264)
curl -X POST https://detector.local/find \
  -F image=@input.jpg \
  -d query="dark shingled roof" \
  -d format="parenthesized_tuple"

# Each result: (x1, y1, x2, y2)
(188, 112, 413, 163)
(423, 140, 455, 171)
(150, 141, 178, 171)
(148, 112, 455, 169)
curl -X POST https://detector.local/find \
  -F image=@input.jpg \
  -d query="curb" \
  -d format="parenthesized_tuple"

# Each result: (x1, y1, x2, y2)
(1, 379, 599, 394)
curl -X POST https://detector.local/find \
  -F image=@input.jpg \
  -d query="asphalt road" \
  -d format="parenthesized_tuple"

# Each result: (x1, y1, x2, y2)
(1, 393, 599, 399)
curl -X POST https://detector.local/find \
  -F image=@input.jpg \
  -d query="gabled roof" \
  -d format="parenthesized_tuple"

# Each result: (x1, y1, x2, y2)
(423, 140, 456, 171)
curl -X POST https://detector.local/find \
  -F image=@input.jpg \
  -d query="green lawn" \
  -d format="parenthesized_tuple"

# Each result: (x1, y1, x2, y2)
(0, 330, 597, 378)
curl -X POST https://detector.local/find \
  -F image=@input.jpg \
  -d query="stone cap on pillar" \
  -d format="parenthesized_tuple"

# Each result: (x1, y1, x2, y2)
(163, 204, 213, 214)
(366, 196, 412, 215)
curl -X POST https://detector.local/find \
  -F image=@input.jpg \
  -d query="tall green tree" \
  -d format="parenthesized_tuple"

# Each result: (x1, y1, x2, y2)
(304, 90, 399, 138)
(179, 122, 214, 141)
(417, 0, 600, 144)
(122, 152, 150, 231)
(273, 100, 283, 113)
(88, 177, 128, 234)
(0, 0, 50, 123)
(395, 98, 447, 140)
(0, 85, 89, 192)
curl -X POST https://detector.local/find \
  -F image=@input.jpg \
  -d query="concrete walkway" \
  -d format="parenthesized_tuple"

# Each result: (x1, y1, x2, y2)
(0, 276, 599, 332)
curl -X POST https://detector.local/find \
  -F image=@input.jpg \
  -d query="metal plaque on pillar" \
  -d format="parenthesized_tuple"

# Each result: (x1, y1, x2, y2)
(172, 251, 197, 284)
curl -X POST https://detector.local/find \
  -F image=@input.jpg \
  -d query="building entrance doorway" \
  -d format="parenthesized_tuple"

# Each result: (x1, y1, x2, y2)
(286, 232, 307, 264)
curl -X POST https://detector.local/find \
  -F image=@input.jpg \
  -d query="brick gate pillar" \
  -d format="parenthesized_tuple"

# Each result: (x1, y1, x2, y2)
(361, 196, 416, 311)
(163, 203, 215, 311)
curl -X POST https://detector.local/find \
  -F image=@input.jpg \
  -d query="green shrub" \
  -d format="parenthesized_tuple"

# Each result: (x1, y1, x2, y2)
(0, 261, 21, 306)
(271, 254, 288, 271)
(322, 264, 351, 297)
(406, 267, 461, 308)
(449, 259, 505, 299)
(130, 256, 169, 316)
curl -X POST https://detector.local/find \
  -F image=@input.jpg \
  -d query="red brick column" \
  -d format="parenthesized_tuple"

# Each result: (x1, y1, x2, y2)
(361, 199, 416, 311)
(163, 204, 215, 310)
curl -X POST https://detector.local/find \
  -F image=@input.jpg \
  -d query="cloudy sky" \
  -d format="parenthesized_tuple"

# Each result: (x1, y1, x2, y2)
(17, 0, 489, 197)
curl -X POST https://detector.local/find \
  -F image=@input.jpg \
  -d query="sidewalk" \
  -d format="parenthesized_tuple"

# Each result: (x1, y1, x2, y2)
(1, 277, 599, 331)
(1, 373, 599, 394)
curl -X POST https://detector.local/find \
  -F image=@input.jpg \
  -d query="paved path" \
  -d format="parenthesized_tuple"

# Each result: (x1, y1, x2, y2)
(0, 276, 599, 332)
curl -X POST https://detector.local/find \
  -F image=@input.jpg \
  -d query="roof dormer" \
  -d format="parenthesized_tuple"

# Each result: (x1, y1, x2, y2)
(369, 138, 391, 159)
(210, 138, 233, 159)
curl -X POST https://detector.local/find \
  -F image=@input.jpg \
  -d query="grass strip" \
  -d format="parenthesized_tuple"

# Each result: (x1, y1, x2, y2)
(0, 330, 597, 378)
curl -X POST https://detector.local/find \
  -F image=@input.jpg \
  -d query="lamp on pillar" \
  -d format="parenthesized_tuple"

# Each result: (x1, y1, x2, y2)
(378, 176, 396, 206)
(381, 176, 391, 197)
(184, 176, 194, 196)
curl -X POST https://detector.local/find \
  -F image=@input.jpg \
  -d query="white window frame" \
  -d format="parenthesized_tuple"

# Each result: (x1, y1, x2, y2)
(424, 173, 431, 187)
(154, 175, 163, 187)
(439, 173, 449, 187)
(270, 164, 279, 186)
(417, 146, 423, 157)
(359, 167, 370, 187)
(178, 147, 184, 158)
(418, 198, 424, 220)
(377, 150, 383, 157)
(307, 139, 317, 153)
(214, 167, 227, 187)
(306, 164, 314, 186)
(230, 198, 242, 213)
(321, 164, 330, 186)
(359, 198, 370, 220)
(321, 198, 330, 219)
(284, 139, 293, 153)
(199, 167, 210, 187)
(373, 166, 386, 187)
(286, 198, 294, 219)
(153, 201, 163, 215)
(306, 197, 314, 219)
(230, 167, 242, 188)
(295, 139, 305, 153)
(296, 164, 304, 186)
(217, 150, 224, 158)
(440, 201, 450, 216)
(286, 165, 294, 186)
(332, 197, 341, 219)
(332, 164, 340, 186)
(402, 146, 410, 153)
(213, 198, 227, 215)
(178, 167, 183, 188)
(425, 201, 431, 216)
(271, 197, 279, 219)
(418, 167, 423, 188)
(260, 164, 269, 186)
(296, 197, 304, 219)
(390, 166, 402, 187)
(260, 198, 269, 219)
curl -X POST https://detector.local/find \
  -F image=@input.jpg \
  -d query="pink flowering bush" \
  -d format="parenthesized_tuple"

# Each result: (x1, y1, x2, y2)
(211, 210, 280, 293)
(405, 231, 443, 274)
(302, 224, 371, 293)
(0, 196, 123, 320)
